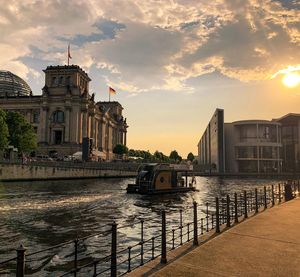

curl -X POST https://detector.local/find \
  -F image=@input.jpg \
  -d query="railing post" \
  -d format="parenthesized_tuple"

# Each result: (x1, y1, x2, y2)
(111, 221, 117, 277)
(255, 188, 258, 214)
(193, 201, 199, 245)
(74, 239, 78, 277)
(264, 186, 267, 209)
(93, 261, 98, 277)
(272, 185, 275, 206)
(140, 219, 144, 265)
(179, 209, 183, 245)
(16, 245, 26, 277)
(234, 192, 238, 223)
(172, 229, 175, 249)
(215, 197, 220, 233)
(151, 237, 155, 260)
(244, 190, 248, 219)
(226, 194, 230, 227)
(161, 210, 167, 264)
(206, 202, 209, 232)
(127, 247, 131, 273)
(278, 184, 281, 203)
(200, 218, 204, 235)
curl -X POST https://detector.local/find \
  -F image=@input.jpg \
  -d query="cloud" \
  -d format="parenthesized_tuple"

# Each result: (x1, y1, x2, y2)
(0, 0, 299, 94)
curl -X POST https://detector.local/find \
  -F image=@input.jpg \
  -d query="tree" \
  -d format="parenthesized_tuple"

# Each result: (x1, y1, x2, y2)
(169, 150, 182, 163)
(187, 152, 195, 162)
(128, 149, 136, 157)
(0, 109, 9, 151)
(6, 111, 37, 153)
(113, 144, 128, 156)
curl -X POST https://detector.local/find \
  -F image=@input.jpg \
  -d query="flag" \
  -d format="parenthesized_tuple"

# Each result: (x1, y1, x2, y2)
(109, 86, 116, 94)
(68, 44, 72, 59)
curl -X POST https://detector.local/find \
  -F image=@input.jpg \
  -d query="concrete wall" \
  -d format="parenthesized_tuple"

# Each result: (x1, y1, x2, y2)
(0, 162, 137, 181)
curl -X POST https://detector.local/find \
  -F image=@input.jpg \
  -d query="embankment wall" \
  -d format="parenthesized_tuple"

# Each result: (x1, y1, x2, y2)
(0, 162, 138, 181)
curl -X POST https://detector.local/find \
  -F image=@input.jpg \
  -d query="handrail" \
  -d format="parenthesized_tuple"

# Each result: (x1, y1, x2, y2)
(0, 180, 299, 277)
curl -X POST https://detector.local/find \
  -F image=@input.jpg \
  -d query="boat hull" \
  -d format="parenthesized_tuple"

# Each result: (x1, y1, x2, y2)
(126, 184, 196, 194)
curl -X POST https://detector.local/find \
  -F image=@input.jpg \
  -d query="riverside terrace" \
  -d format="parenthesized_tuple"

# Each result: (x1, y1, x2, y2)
(0, 182, 299, 276)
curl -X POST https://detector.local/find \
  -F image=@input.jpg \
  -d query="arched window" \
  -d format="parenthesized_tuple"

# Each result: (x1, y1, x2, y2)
(52, 110, 64, 123)
(52, 77, 57, 86)
(59, 76, 64, 85)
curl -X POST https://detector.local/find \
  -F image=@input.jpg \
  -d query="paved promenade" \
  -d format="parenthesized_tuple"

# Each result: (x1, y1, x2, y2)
(131, 198, 300, 277)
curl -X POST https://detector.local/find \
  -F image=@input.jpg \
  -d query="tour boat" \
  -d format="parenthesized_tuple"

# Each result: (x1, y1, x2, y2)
(126, 163, 197, 194)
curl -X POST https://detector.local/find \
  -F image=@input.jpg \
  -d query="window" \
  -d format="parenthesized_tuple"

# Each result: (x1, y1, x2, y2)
(59, 76, 64, 85)
(52, 77, 57, 86)
(52, 110, 64, 123)
(33, 112, 39, 123)
(264, 127, 270, 139)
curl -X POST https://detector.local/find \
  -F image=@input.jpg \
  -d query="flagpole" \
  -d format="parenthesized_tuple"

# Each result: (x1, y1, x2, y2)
(67, 44, 69, 66)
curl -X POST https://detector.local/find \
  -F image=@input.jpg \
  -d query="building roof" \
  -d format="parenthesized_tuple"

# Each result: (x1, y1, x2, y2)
(43, 65, 91, 81)
(97, 101, 123, 109)
(274, 113, 300, 124)
(0, 70, 32, 97)
(232, 119, 281, 126)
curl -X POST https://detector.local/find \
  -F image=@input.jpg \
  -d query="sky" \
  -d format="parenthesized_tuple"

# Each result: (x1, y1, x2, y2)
(0, 0, 299, 157)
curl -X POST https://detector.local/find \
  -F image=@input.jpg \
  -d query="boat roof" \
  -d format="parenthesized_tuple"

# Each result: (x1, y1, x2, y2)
(140, 163, 193, 171)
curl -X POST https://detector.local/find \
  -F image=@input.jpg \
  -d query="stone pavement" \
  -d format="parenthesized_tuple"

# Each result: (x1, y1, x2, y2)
(129, 198, 300, 277)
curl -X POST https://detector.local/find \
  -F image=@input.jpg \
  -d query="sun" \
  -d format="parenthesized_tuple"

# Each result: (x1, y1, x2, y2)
(282, 72, 300, 88)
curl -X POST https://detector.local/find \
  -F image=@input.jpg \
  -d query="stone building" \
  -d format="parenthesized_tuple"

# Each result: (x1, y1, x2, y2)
(0, 65, 128, 160)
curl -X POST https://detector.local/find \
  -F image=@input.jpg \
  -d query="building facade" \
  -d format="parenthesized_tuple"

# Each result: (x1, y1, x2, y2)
(0, 65, 128, 160)
(276, 114, 300, 173)
(198, 109, 300, 174)
(197, 109, 225, 173)
(224, 120, 282, 173)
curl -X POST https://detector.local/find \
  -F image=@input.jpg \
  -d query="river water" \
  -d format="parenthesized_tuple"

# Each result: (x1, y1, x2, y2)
(0, 177, 282, 276)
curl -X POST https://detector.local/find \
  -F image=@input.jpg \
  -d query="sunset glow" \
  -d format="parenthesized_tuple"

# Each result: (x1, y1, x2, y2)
(282, 73, 300, 88)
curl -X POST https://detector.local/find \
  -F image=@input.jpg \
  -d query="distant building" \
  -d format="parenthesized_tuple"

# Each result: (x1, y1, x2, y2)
(224, 120, 281, 173)
(197, 109, 225, 173)
(276, 114, 300, 173)
(198, 109, 300, 174)
(0, 65, 128, 160)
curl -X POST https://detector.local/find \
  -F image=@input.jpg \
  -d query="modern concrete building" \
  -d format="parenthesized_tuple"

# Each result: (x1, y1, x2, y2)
(0, 65, 128, 160)
(198, 109, 300, 174)
(224, 120, 282, 173)
(197, 109, 225, 173)
(276, 113, 300, 173)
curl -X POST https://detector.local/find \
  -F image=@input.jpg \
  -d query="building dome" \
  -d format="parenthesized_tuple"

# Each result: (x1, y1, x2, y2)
(0, 70, 32, 97)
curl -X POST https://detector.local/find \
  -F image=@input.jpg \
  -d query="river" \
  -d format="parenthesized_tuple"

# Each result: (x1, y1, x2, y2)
(0, 177, 282, 276)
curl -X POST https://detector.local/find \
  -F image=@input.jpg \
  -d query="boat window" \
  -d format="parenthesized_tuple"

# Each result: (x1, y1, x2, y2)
(160, 177, 164, 183)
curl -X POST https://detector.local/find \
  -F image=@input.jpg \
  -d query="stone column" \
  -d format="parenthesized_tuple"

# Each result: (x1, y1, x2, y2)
(70, 105, 79, 143)
(95, 120, 98, 147)
(87, 114, 90, 138)
(82, 111, 87, 138)
(40, 107, 49, 143)
(64, 108, 70, 142)
(90, 115, 95, 143)
(124, 131, 127, 146)
(98, 120, 103, 150)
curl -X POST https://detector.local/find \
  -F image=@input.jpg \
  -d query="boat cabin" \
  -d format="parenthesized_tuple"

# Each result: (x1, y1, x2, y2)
(127, 163, 196, 194)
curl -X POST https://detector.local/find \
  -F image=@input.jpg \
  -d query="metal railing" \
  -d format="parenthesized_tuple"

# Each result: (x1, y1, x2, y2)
(0, 181, 299, 277)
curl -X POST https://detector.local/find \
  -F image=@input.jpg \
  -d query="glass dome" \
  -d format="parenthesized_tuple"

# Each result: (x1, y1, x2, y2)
(0, 70, 32, 97)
